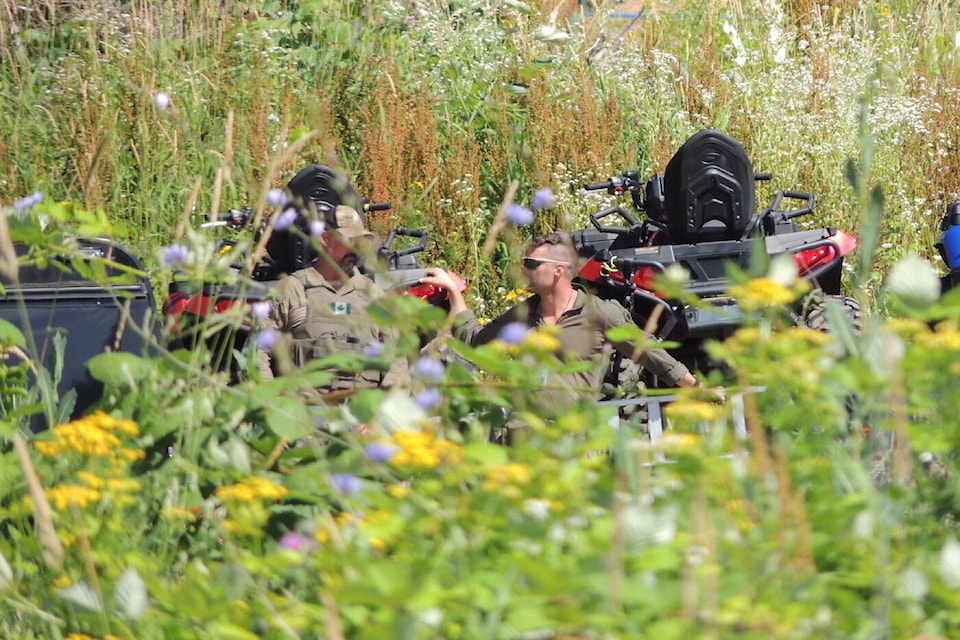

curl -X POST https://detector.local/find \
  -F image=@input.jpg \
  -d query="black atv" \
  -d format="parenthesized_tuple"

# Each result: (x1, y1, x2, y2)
(570, 129, 861, 379)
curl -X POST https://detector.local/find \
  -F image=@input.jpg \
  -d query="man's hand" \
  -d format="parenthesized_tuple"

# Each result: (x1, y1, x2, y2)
(420, 269, 468, 315)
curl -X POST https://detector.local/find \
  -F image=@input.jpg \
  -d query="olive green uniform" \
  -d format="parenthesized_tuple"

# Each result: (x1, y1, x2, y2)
(453, 287, 688, 409)
(259, 268, 406, 392)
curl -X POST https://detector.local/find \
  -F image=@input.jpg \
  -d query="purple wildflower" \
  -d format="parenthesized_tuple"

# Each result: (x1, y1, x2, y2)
(365, 441, 398, 463)
(332, 473, 363, 495)
(265, 188, 289, 208)
(255, 328, 276, 350)
(154, 92, 171, 110)
(274, 208, 298, 231)
(498, 322, 528, 345)
(310, 220, 326, 238)
(13, 191, 44, 211)
(531, 187, 554, 210)
(251, 301, 271, 319)
(505, 203, 534, 226)
(364, 340, 384, 358)
(414, 387, 442, 410)
(279, 531, 317, 553)
(160, 244, 189, 267)
(414, 357, 445, 382)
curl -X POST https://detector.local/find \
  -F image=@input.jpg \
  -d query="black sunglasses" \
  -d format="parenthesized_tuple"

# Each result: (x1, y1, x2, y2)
(521, 257, 570, 270)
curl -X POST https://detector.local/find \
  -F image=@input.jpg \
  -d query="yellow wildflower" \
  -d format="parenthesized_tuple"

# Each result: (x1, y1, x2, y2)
(483, 463, 533, 497)
(106, 478, 141, 494)
(780, 326, 832, 346)
(65, 634, 97, 640)
(34, 440, 61, 456)
(665, 399, 724, 423)
(216, 476, 288, 503)
(390, 430, 463, 469)
(52, 575, 73, 589)
(160, 507, 199, 523)
(386, 484, 409, 498)
(504, 288, 531, 303)
(728, 277, 797, 310)
(523, 328, 560, 353)
(883, 317, 929, 338)
(36, 411, 141, 460)
(46, 485, 102, 511)
(120, 448, 146, 463)
(916, 329, 960, 352)
(75, 471, 104, 489)
(654, 431, 701, 451)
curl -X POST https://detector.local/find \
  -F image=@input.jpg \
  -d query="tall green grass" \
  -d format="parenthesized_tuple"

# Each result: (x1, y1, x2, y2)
(2, 0, 958, 306)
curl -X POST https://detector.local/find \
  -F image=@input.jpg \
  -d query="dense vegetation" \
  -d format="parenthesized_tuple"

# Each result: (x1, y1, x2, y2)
(2, 0, 960, 638)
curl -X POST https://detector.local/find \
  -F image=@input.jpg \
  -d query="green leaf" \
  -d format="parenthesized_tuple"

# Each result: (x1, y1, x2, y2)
(349, 388, 386, 423)
(114, 566, 149, 620)
(87, 352, 153, 385)
(204, 622, 260, 640)
(463, 442, 508, 466)
(0, 319, 26, 348)
(263, 396, 313, 441)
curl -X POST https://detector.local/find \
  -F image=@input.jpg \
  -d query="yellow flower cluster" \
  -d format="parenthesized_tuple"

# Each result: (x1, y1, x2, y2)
(491, 325, 561, 358)
(522, 328, 561, 354)
(915, 329, 960, 352)
(35, 411, 142, 463)
(389, 430, 463, 469)
(318, 510, 388, 550)
(215, 476, 289, 503)
(665, 399, 724, 423)
(728, 277, 798, 311)
(654, 432, 701, 451)
(482, 463, 533, 497)
(504, 288, 531, 303)
(882, 317, 929, 338)
(779, 326, 832, 346)
(161, 506, 199, 523)
(46, 484, 102, 511)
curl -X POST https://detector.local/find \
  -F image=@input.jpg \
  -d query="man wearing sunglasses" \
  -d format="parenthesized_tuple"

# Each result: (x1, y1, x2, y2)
(420, 232, 701, 415)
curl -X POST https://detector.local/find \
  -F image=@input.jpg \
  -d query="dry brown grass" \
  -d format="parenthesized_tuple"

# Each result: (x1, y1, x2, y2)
(526, 67, 629, 182)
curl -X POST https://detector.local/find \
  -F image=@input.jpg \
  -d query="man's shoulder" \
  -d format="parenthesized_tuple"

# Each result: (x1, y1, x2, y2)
(583, 292, 627, 313)
(351, 272, 387, 298)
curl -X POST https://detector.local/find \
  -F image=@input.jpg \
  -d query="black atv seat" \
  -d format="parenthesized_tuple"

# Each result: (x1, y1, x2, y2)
(663, 129, 755, 244)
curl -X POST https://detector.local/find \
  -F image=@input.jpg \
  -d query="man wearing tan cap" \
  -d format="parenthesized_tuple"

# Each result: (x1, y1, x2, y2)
(258, 167, 407, 396)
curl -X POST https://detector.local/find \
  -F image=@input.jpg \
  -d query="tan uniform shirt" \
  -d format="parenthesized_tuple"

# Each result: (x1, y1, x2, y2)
(259, 268, 406, 392)
(453, 288, 689, 410)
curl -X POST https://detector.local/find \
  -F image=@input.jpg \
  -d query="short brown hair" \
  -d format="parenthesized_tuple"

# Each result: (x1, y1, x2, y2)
(525, 232, 577, 266)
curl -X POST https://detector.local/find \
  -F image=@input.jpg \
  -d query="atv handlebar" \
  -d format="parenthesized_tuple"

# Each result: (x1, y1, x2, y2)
(364, 201, 392, 212)
(202, 207, 256, 229)
(768, 190, 815, 220)
(589, 205, 644, 235)
(381, 227, 429, 260)
(582, 172, 643, 195)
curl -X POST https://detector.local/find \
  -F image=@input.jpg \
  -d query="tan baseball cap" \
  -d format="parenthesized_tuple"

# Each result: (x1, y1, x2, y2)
(328, 205, 376, 241)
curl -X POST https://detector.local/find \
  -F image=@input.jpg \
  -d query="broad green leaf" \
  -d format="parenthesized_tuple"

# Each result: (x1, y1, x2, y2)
(87, 352, 153, 385)
(204, 622, 259, 640)
(0, 319, 26, 348)
(463, 442, 508, 466)
(263, 396, 313, 441)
